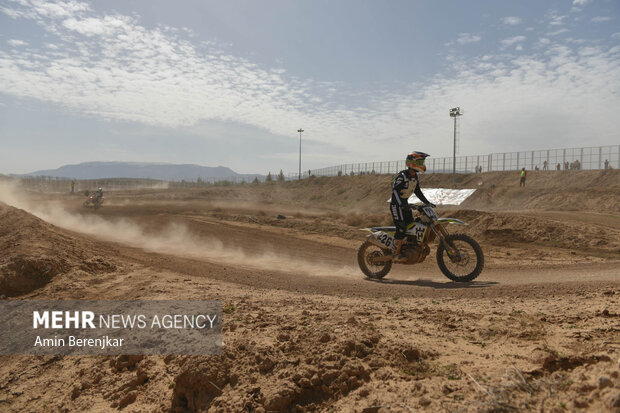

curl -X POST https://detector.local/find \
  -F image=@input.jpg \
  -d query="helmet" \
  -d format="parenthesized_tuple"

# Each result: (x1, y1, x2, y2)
(98, 187, 102, 192)
(406, 151, 430, 173)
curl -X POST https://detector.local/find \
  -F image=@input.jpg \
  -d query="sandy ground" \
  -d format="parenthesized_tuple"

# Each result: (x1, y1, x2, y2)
(0, 171, 619, 412)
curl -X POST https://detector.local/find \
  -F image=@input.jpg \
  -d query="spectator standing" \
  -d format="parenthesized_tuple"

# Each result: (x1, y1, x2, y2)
(543, 160, 548, 170)
(520, 168, 527, 187)
(604, 159, 610, 169)
(70, 180, 75, 193)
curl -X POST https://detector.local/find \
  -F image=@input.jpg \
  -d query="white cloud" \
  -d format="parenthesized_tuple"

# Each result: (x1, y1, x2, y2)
(591, 16, 612, 23)
(573, 0, 591, 5)
(501, 36, 526, 47)
(7, 39, 27, 47)
(62, 15, 131, 36)
(547, 11, 568, 26)
(456, 33, 481, 44)
(0, 0, 619, 163)
(548, 28, 569, 36)
(502, 16, 521, 25)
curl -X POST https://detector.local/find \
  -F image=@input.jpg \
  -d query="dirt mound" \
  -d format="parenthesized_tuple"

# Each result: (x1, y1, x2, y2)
(449, 209, 620, 255)
(460, 169, 620, 212)
(105, 169, 620, 214)
(0, 203, 118, 296)
(272, 169, 620, 213)
(170, 313, 432, 412)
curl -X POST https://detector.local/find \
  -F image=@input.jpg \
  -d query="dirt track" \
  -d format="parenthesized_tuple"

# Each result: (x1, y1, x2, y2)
(0, 171, 619, 412)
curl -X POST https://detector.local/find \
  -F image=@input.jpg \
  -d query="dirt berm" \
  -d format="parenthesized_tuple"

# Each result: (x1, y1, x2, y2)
(0, 203, 118, 296)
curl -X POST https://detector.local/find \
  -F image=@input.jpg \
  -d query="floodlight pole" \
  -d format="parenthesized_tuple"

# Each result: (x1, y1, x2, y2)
(297, 128, 304, 180)
(449, 107, 462, 188)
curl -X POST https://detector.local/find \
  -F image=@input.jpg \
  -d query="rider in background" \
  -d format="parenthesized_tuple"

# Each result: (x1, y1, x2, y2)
(390, 151, 435, 259)
(94, 187, 103, 202)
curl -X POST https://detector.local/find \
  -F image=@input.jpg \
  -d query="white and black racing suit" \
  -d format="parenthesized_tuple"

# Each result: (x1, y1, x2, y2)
(390, 169, 432, 240)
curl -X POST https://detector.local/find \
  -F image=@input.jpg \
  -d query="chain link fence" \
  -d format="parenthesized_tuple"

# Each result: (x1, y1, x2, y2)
(308, 145, 620, 177)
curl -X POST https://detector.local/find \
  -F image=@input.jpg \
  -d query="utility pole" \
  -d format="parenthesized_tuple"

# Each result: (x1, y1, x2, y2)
(449, 107, 462, 188)
(297, 128, 304, 180)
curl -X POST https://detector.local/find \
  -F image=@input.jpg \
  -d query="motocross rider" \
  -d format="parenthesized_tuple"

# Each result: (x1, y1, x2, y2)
(390, 151, 435, 260)
(94, 187, 103, 202)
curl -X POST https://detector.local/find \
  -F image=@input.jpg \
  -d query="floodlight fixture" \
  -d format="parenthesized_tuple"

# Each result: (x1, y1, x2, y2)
(449, 107, 463, 187)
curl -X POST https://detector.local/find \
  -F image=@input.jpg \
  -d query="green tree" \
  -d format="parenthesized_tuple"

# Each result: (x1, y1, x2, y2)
(266, 172, 273, 182)
(277, 169, 285, 182)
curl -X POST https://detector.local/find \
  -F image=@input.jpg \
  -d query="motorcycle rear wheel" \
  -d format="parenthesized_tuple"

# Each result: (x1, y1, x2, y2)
(358, 242, 392, 279)
(436, 233, 484, 282)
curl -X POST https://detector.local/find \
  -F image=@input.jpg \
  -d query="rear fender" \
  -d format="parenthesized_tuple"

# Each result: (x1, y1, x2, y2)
(364, 231, 396, 250)
(365, 234, 385, 248)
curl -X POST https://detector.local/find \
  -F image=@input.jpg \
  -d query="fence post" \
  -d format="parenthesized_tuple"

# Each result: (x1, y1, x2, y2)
(489, 154, 492, 172)
(531, 151, 534, 170)
(503, 153, 505, 171)
(563, 149, 566, 168)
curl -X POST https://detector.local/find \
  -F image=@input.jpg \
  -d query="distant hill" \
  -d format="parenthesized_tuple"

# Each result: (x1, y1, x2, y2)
(24, 161, 257, 181)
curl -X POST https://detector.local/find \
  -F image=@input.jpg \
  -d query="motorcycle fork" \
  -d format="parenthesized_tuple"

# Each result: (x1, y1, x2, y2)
(431, 223, 457, 256)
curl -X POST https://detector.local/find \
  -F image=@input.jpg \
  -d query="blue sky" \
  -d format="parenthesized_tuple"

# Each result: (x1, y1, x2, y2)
(0, 0, 619, 175)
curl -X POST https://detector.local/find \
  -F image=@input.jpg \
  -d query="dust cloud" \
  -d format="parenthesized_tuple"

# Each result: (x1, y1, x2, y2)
(0, 182, 356, 278)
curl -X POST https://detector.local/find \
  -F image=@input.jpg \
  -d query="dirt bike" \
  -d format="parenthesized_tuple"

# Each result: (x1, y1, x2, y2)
(358, 204, 484, 282)
(83, 194, 104, 210)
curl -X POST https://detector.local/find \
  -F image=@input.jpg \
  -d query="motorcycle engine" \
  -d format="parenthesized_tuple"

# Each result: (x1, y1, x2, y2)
(403, 244, 431, 264)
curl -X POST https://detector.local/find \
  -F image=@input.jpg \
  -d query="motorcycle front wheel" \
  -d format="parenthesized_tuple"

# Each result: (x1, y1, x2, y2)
(436, 233, 484, 282)
(357, 242, 392, 279)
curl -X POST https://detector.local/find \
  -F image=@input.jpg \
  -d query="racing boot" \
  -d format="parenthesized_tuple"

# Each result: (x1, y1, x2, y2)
(393, 239, 407, 262)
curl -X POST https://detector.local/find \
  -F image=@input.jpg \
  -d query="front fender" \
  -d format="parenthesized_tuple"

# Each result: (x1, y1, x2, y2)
(437, 218, 468, 225)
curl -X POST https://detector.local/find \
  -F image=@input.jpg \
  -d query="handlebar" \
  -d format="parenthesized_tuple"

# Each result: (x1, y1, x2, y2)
(410, 204, 435, 210)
